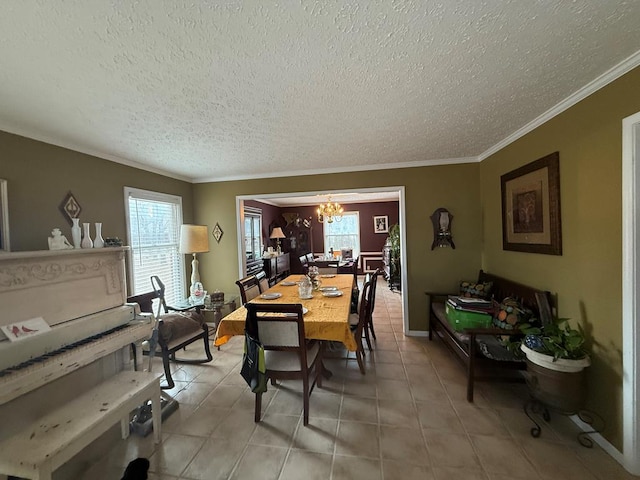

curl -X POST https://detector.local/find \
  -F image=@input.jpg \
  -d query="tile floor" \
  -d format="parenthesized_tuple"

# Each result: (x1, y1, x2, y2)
(61, 279, 636, 480)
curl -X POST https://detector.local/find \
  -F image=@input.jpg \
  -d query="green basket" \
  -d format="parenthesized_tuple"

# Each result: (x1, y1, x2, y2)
(445, 303, 492, 331)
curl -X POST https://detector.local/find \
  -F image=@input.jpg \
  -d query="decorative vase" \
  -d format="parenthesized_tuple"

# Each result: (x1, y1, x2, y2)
(93, 222, 104, 248)
(81, 223, 93, 249)
(71, 218, 82, 249)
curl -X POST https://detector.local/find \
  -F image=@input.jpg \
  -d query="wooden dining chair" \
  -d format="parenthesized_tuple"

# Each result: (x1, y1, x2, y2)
(317, 266, 338, 275)
(348, 275, 373, 374)
(367, 268, 381, 345)
(244, 302, 323, 425)
(236, 274, 261, 304)
(256, 270, 270, 293)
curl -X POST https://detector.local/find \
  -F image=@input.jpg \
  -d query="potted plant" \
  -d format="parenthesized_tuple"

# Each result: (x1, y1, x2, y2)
(388, 223, 401, 291)
(510, 318, 590, 413)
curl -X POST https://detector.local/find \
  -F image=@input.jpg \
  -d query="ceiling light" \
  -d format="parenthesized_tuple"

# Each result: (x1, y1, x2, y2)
(317, 197, 344, 224)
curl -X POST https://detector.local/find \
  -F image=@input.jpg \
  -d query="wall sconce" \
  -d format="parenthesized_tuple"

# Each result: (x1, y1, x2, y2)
(430, 208, 455, 250)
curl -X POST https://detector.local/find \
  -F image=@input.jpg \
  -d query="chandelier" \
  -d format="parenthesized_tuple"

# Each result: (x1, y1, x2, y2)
(317, 197, 344, 223)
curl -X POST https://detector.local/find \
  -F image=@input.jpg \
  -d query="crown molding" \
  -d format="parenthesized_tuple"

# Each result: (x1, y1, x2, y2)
(478, 49, 640, 161)
(194, 156, 478, 183)
(0, 125, 193, 182)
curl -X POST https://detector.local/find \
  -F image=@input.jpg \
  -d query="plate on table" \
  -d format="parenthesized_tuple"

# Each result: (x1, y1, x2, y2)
(322, 290, 343, 297)
(260, 292, 282, 300)
(280, 281, 296, 286)
(320, 274, 336, 278)
(318, 286, 338, 291)
(286, 307, 309, 316)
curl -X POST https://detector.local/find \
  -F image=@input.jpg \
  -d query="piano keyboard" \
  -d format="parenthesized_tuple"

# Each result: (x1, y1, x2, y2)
(0, 320, 153, 406)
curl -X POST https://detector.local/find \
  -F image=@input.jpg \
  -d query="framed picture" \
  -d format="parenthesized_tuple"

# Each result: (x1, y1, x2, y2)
(374, 215, 389, 234)
(59, 191, 82, 226)
(501, 152, 562, 255)
(0, 179, 9, 252)
(212, 223, 224, 243)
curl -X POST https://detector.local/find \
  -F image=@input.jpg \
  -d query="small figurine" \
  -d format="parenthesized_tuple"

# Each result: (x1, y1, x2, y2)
(48, 228, 74, 250)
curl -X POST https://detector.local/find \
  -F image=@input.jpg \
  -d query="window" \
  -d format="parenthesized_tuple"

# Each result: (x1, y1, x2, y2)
(124, 187, 185, 305)
(323, 211, 360, 258)
(244, 206, 263, 263)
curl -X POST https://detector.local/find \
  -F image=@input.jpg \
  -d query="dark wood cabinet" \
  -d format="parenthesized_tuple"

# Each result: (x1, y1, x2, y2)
(263, 253, 290, 285)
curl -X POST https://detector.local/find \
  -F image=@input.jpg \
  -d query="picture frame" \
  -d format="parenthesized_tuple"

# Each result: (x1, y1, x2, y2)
(0, 179, 9, 252)
(373, 215, 389, 234)
(212, 222, 224, 243)
(59, 191, 82, 226)
(501, 151, 562, 255)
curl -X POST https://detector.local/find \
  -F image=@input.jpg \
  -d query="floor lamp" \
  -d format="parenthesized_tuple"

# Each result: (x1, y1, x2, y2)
(179, 224, 210, 300)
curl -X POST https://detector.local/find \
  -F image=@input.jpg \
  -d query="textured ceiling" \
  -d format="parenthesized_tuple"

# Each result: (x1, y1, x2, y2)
(1, 1, 639, 183)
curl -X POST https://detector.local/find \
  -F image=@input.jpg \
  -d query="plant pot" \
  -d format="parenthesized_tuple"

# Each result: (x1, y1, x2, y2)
(521, 345, 590, 414)
(521, 345, 591, 372)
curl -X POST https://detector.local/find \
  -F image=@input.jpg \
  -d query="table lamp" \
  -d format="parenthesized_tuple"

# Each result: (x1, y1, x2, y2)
(179, 224, 210, 299)
(270, 227, 286, 254)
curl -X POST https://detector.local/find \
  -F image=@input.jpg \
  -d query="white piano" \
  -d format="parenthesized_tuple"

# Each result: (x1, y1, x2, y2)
(0, 247, 157, 478)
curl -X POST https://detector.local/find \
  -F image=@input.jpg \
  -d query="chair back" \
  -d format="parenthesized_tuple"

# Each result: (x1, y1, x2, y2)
(299, 254, 309, 267)
(128, 276, 169, 318)
(353, 275, 373, 338)
(317, 266, 338, 275)
(256, 270, 270, 293)
(245, 303, 306, 351)
(305, 253, 315, 263)
(369, 268, 380, 315)
(236, 274, 261, 304)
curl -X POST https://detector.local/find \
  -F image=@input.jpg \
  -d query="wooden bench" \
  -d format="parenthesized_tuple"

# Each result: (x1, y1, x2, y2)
(0, 371, 162, 480)
(426, 270, 552, 402)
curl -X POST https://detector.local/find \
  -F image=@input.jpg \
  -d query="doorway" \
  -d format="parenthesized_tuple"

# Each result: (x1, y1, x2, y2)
(622, 110, 640, 475)
(235, 186, 409, 335)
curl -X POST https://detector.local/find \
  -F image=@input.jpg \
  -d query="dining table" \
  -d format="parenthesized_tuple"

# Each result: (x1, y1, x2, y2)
(214, 273, 357, 352)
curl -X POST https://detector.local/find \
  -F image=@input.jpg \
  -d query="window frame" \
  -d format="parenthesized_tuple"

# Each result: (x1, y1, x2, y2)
(322, 211, 361, 258)
(124, 186, 185, 303)
(244, 206, 263, 263)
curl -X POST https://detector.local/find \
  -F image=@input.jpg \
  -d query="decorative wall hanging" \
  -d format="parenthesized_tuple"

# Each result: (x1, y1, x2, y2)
(430, 208, 455, 249)
(212, 222, 224, 243)
(59, 191, 82, 226)
(374, 215, 389, 234)
(501, 151, 562, 255)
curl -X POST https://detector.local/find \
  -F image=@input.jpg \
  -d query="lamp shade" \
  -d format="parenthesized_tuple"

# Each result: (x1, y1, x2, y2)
(270, 227, 286, 239)
(179, 224, 210, 254)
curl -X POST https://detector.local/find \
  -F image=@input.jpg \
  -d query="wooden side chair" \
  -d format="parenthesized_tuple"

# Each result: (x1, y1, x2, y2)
(256, 270, 270, 293)
(366, 268, 381, 346)
(245, 302, 323, 425)
(236, 274, 261, 304)
(127, 276, 212, 390)
(348, 275, 373, 374)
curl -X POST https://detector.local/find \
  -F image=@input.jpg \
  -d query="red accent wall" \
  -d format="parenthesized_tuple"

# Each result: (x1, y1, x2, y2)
(244, 199, 399, 273)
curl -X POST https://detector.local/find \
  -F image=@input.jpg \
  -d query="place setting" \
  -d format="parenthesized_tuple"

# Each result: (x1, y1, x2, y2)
(260, 292, 282, 300)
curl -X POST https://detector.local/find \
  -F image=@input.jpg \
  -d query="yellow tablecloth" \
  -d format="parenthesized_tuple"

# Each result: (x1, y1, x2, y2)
(214, 274, 357, 351)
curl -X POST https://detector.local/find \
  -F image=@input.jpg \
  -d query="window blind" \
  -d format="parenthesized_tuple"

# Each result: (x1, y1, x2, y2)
(125, 187, 185, 305)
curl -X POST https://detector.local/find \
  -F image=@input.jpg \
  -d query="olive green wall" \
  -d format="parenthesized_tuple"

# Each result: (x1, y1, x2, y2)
(193, 164, 483, 331)
(480, 66, 640, 450)
(0, 130, 194, 255)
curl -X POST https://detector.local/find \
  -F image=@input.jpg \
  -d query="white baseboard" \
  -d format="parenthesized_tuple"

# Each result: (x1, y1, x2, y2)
(406, 329, 429, 337)
(569, 415, 631, 472)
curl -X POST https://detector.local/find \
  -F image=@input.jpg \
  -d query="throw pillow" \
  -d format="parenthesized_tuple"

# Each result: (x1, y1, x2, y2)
(459, 280, 493, 299)
(492, 297, 534, 330)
